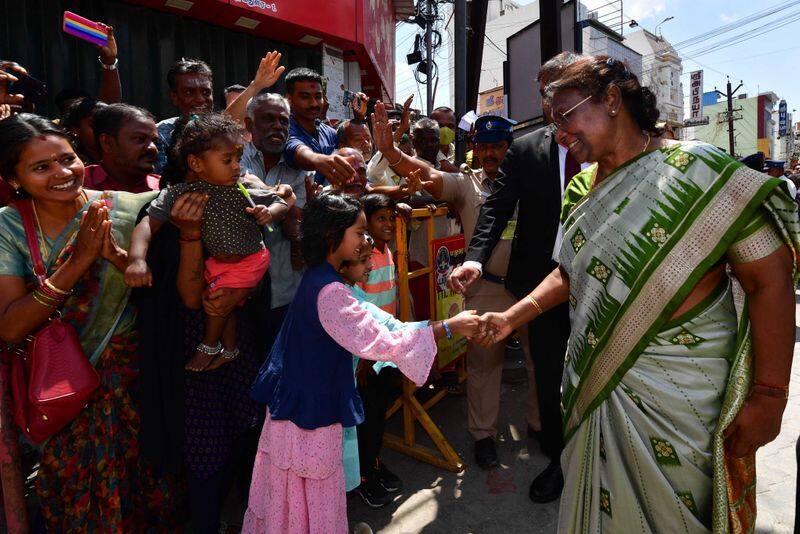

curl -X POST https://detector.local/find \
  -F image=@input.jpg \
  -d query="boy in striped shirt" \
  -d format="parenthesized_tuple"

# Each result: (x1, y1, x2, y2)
(353, 194, 402, 507)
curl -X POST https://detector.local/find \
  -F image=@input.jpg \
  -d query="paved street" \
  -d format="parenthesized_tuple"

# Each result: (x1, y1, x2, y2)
(348, 296, 800, 533)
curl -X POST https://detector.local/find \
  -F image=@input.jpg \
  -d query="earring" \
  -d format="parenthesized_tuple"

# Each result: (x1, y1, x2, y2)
(610, 110, 617, 116)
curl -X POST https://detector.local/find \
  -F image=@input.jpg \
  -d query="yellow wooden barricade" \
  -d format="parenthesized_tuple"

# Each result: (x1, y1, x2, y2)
(382, 207, 465, 473)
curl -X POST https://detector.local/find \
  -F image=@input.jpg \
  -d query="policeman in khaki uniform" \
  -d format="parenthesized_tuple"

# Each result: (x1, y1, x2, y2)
(368, 108, 540, 469)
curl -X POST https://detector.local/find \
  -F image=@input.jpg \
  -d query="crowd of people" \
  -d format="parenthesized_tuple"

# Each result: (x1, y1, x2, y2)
(0, 24, 798, 534)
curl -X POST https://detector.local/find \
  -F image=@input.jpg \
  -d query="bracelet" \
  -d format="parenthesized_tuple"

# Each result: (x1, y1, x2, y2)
(98, 57, 118, 70)
(526, 294, 543, 315)
(32, 290, 58, 308)
(386, 150, 403, 167)
(751, 382, 789, 400)
(44, 278, 71, 296)
(38, 285, 67, 302)
(441, 320, 453, 340)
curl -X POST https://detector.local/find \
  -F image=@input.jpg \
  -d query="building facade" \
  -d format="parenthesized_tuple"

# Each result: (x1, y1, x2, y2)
(624, 29, 684, 130)
(687, 91, 780, 159)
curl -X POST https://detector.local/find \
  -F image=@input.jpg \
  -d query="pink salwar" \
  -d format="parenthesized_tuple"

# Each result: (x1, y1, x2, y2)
(243, 282, 437, 533)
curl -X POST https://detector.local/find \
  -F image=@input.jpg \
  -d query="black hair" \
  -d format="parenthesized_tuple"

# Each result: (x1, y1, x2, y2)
(54, 88, 91, 115)
(223, 84, 247, 97)
(301, 192, 363, 266)
(284, 67, 324, 94)
(547, 55, 662, 136)
(175, 112, 244, 175)
(432, 106, 453, 114)
(167, 58, 213, 91)
(92, 103, 155, 148)
(537, 51, 581, 84)
(61, 97, 107, 131)
(361, 193, 396, 220)
(0, 113, 73, 186)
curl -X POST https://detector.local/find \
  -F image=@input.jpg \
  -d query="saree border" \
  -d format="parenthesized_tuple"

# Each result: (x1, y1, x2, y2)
(563, 165, 781, 440)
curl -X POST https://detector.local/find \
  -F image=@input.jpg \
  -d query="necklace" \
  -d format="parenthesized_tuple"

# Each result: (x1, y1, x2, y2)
(31, 191, 88, 263)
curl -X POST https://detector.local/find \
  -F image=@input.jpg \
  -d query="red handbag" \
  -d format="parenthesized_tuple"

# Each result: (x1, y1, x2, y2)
(9, 200, 100, 444)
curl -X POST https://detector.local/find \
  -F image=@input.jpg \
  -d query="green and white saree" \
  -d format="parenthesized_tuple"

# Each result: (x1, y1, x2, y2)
(557, 141, 800, 533)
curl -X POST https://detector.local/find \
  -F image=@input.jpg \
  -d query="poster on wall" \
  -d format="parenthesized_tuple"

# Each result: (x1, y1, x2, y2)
(323, 45, 347, 122)
(431, 234, 467, 369)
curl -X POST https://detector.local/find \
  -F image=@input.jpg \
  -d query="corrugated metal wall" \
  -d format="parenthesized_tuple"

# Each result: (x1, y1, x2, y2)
(0, 0, 322, 119)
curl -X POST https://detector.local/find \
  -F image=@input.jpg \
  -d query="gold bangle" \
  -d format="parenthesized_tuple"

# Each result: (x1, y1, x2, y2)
(32, 291, 57, 308)
(386, 150, 402, 167)
(44, 278, 71, 296)
(33, 289, 62, 304)
(526, 294, 543, 315)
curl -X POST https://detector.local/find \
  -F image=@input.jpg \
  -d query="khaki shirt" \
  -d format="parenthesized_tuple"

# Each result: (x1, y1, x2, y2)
(441, 168, 516, 277)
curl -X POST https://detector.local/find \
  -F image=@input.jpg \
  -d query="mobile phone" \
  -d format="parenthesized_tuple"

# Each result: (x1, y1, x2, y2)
(8, 73, 47, 105)
(342, 90, 356, 108)
(63, 11, 109, 47)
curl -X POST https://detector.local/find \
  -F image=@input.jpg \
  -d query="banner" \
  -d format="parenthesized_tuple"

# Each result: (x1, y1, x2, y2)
(688, 70, 704, 122)
(431, 234, 467, 369)
(779, 100, 788, 137)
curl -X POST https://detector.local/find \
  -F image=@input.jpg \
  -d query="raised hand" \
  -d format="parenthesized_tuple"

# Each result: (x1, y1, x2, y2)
(370, 101, 396, 155)
(394, 94, 414, 142)
(447, 263, 481, 294)
(97, 25, 118, 66)
(0, 61, 27, 107)
(352, 91, 369, 120)
(254, 51, 285, 91)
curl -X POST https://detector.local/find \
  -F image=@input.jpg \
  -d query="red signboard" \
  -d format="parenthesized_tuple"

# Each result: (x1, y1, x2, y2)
(358, 0, 396, 101)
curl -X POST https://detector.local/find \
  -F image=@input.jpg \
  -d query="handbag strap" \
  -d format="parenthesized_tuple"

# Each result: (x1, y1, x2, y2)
(15, 199, 47, 286)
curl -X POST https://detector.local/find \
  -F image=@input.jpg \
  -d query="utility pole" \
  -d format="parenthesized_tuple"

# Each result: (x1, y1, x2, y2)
(715, 77, 744, 157)
(454, 0, 467, 163)
(425, 0, 434, 115)
(540, 0, 562, 64)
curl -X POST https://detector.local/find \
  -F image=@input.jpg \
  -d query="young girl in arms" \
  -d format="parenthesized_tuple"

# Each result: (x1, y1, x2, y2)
(244, 192, 480, 533)
(126, 113, 288, 371)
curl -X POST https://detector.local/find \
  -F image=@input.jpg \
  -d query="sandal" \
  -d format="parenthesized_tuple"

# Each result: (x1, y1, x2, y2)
(205, 347, 240, 371)
(186, 342, 222, 372)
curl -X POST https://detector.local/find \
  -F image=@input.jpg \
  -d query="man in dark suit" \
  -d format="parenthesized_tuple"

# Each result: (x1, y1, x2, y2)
(448, 51, 582, 503)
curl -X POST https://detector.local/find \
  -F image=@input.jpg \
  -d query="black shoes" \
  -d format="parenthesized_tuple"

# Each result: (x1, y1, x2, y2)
(529, 461, 564, 503)
(375, 460, 402, 492)
(356, 476, 392, 508)
(474, 437, 499, 469)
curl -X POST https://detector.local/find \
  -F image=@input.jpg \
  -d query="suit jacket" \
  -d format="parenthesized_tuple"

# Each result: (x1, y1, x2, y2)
(465, 125, 561, 298)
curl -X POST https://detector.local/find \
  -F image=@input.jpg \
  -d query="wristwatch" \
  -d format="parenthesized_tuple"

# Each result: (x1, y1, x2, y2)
(98, 57, 118, 71)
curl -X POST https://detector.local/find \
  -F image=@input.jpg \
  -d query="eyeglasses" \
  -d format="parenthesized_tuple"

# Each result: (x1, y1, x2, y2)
(552, 95, 593, 130)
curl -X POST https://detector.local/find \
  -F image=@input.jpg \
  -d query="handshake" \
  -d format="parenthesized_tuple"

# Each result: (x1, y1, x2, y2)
(444, 310, 513, 348)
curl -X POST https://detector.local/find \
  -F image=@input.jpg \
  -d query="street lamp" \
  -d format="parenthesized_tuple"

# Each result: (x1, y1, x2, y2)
(655, 16, 675, 39)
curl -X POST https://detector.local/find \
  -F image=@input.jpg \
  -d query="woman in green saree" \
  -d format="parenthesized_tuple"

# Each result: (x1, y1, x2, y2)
(477, 56, 799, 533)
(0, 114, 178, 531)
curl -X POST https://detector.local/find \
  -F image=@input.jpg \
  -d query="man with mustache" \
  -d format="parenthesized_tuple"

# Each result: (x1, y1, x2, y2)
(370, 108, 536, 471)
(154, 59, 215, 174)
(282, 68, 357, 186)
(448, 51, 585, 502)
(240, 91, 306, 345)
(83, 103, 160, 193)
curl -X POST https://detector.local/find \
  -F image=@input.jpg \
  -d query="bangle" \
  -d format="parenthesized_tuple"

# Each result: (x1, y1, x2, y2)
(44, 278, 71, 296)
(751, 382, 789, 400)
(526, 294, 543, 315)
(386, 150, 402, 167)
(98, 57, 118, 70)
(441, 320, 453, 340)
(32, 290, 59, 308)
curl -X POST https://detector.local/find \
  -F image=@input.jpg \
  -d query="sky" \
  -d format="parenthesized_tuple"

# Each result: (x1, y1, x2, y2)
(394, 0, 800, 120)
